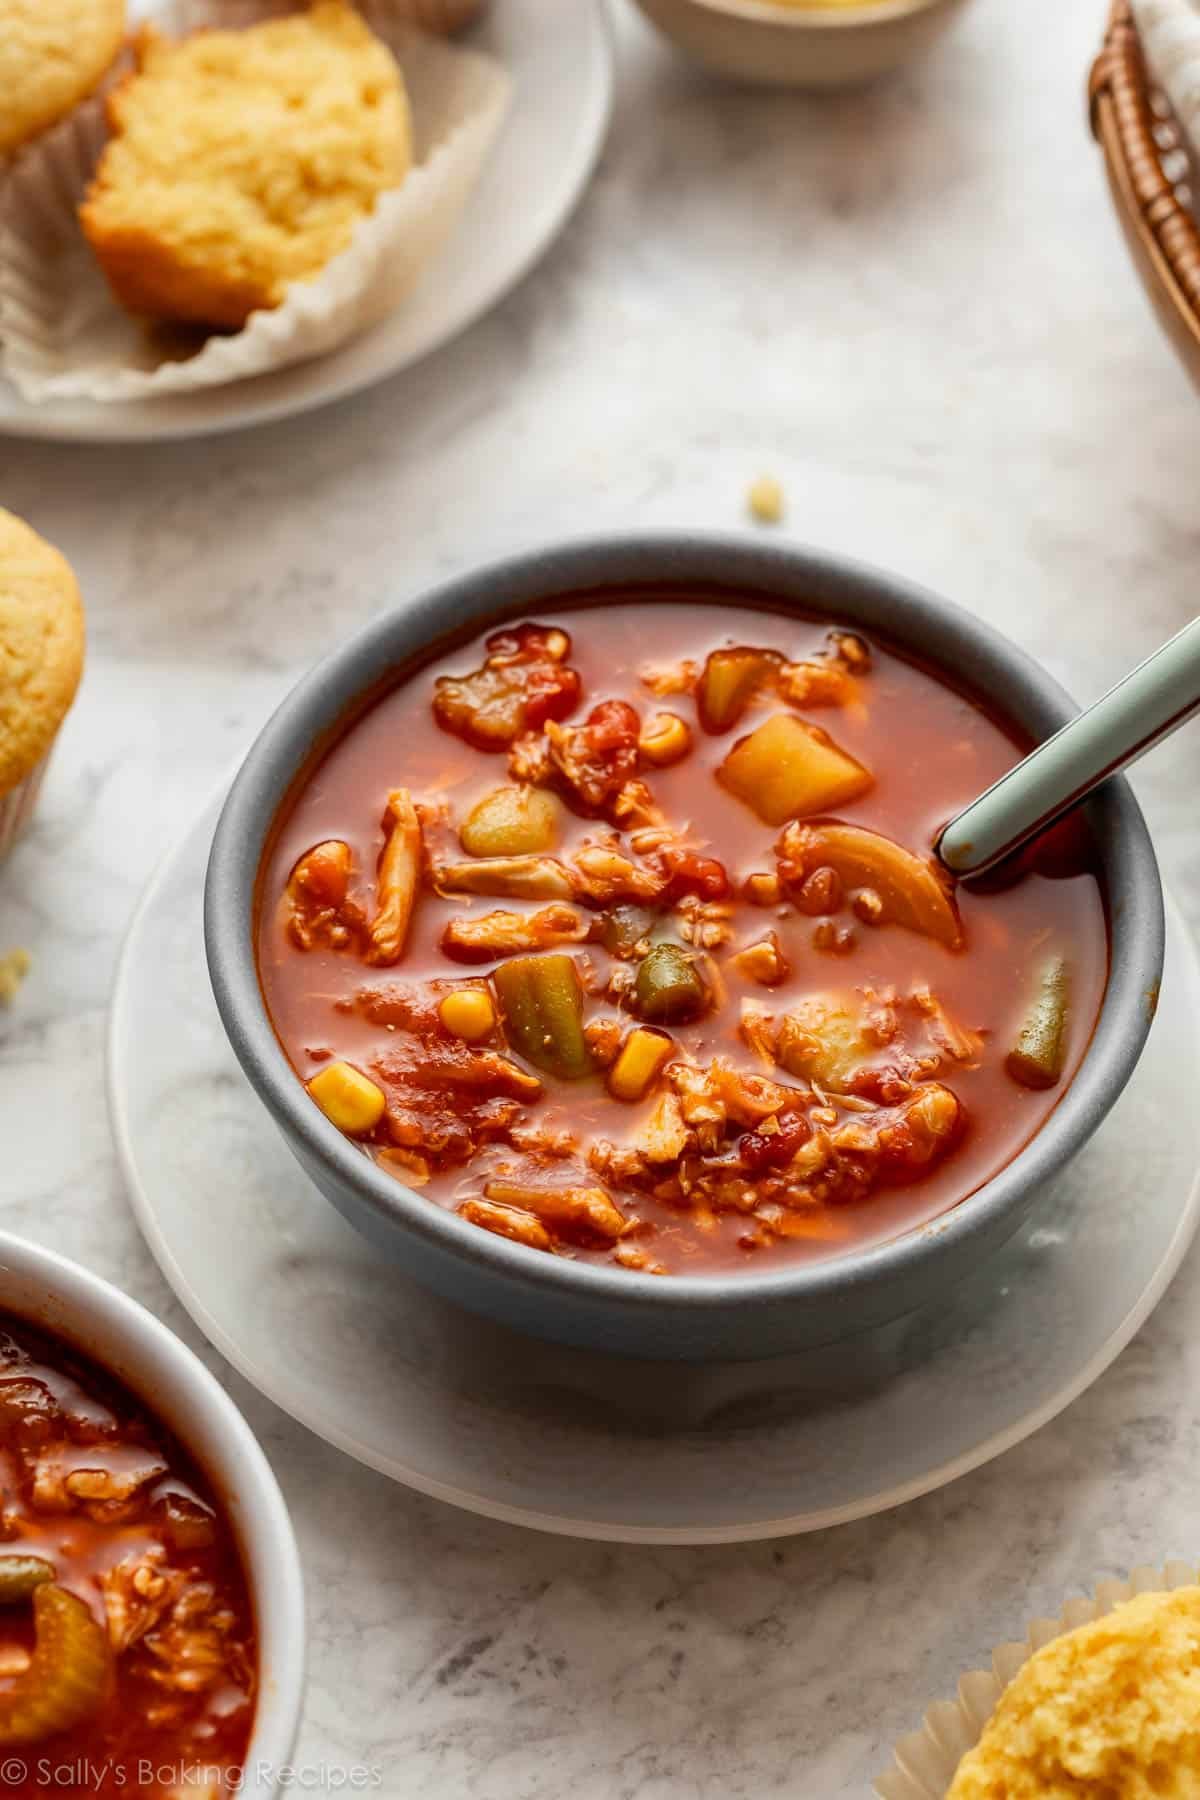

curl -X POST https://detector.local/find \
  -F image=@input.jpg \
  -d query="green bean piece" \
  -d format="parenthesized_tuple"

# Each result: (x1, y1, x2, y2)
(0, 1556, 53, 1605)
(634, 943, 706, 1023)
(493, 954, 594, 1080)
(697, 647, 779, 734)
(601, 906, 655, 957)
(1006, 956, 1070, 1090)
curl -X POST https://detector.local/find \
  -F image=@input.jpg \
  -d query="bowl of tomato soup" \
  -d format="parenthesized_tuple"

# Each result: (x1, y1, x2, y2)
(0, 1233, 304, 1795)
(206, 537, 1162, 1361)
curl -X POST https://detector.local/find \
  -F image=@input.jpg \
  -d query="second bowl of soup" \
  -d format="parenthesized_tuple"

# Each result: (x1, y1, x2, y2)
(206, 538, 1162, 1360)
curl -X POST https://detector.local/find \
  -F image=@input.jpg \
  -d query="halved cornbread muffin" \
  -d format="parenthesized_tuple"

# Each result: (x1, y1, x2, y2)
(80, 1, 413, 331)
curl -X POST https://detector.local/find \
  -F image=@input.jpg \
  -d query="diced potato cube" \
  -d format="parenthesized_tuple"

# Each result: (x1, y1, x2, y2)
(307, 1061, 386, 1135)
(718, 714, 872, 826)
(439, 989, 496, 1043)
(775, 996, 874, 1091)
(460, 786, 560, 857)
(608, 1027, 675, 1102)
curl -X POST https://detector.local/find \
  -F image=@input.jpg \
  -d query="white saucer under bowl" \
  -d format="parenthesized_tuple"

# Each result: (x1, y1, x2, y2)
(0, 0, 613, 443)
(109, 791, 1200, 1543)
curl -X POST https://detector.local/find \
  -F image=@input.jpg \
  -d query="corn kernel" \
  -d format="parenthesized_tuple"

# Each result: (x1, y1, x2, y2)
(747, 474, 784, 525)
(439, 988, 496, 1042)
(307, 1061, 386, 1135)
(744, 872, 781, 907)
(607, 1027, 675, 1102)
(639, 712, 693, 768)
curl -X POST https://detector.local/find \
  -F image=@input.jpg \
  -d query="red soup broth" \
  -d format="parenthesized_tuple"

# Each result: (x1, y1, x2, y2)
(0, 1315, 255, 1798)
(257, 596, 1108, 1276)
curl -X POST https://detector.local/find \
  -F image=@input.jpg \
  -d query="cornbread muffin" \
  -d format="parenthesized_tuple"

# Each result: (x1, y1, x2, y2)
(80, 2, 413, 331)
(948, 1586, 1200, 1799)
(0, 509, 85, 854)
(0, 0, 126, 156)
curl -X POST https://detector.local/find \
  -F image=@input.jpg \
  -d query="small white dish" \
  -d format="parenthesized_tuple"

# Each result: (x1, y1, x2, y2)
(631, 0, 970, 89)
(0, 1229, 305, 1791)
(109, 789, 1200, 1544)
(0, 0, 613, 442)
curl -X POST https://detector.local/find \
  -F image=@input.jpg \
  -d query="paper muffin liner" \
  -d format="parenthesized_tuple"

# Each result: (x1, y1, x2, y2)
(0, 0, 510, 403)
(875, 1561, 1200, 1799)
(0, 748, 53, 866)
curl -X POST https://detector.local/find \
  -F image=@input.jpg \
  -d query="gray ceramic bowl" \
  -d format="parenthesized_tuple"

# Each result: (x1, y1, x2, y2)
(205, 537, 1163, 1362)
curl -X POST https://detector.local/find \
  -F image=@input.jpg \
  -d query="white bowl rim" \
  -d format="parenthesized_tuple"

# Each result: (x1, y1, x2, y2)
(0, 1230, 305, 1794)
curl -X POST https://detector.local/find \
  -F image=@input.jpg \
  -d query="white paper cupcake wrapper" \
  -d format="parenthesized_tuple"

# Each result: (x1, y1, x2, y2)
(1132, 0, 1200, 148)
(0, 0, 510, 402)
(0, 748, 53, 866)
(875, 1561, 1200, 1799)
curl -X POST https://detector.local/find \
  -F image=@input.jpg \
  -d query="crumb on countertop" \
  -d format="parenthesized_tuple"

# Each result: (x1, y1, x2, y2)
(0, 950, 31, 1006)
(747, 474, 784, 525)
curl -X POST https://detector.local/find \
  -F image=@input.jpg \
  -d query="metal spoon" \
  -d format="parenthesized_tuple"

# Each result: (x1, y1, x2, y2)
(937, 616, 1200, 879)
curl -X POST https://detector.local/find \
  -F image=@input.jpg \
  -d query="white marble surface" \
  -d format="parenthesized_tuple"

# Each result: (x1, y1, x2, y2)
(3, 0, 1200, 1792)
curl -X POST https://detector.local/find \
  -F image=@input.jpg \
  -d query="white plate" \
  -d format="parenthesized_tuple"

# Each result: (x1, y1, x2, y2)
(109, 791, 1200, 1543)
(0, 0, 613, 443)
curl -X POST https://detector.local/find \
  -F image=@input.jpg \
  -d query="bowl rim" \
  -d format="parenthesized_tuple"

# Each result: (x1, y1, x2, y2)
(651, 0, 958, 31)
(0, 1230, 305, 1792)
(205, 532, 1164, 1332)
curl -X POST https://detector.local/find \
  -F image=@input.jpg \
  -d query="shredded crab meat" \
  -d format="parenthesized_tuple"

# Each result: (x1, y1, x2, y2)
(542, 700, 644, 818)
(596, 1065, 963, 1228)
(142, 1592, 245, 1696)
(571, 843, 664, 904)
(639, 659, 699, 698)
(100, 1545, 186, 1652)
(32, 1445, 168, 1515)
(483, 1176, 627, 1241)
(434, 855, 575, 902)
(285, 839, 362, 952)
(633, 1092, 690, 1164)
(441, 904, 586, 962)
(367, 789, 423, 966)
(459, 1197, 553, 1251)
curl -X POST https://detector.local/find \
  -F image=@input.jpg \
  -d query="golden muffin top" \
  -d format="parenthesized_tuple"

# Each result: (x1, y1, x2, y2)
(0, 0, 126, 155)
(949, 1585, 1200, 1800)
(0, 509, 85, 794)
(80, 1, 413, 331)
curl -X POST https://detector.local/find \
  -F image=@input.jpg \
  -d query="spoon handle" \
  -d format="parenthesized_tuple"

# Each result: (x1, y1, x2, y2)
(938, 616, 1200, 878)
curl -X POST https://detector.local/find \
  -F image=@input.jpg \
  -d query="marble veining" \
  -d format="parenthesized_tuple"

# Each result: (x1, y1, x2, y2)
(4, 1, 1200, 1793)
